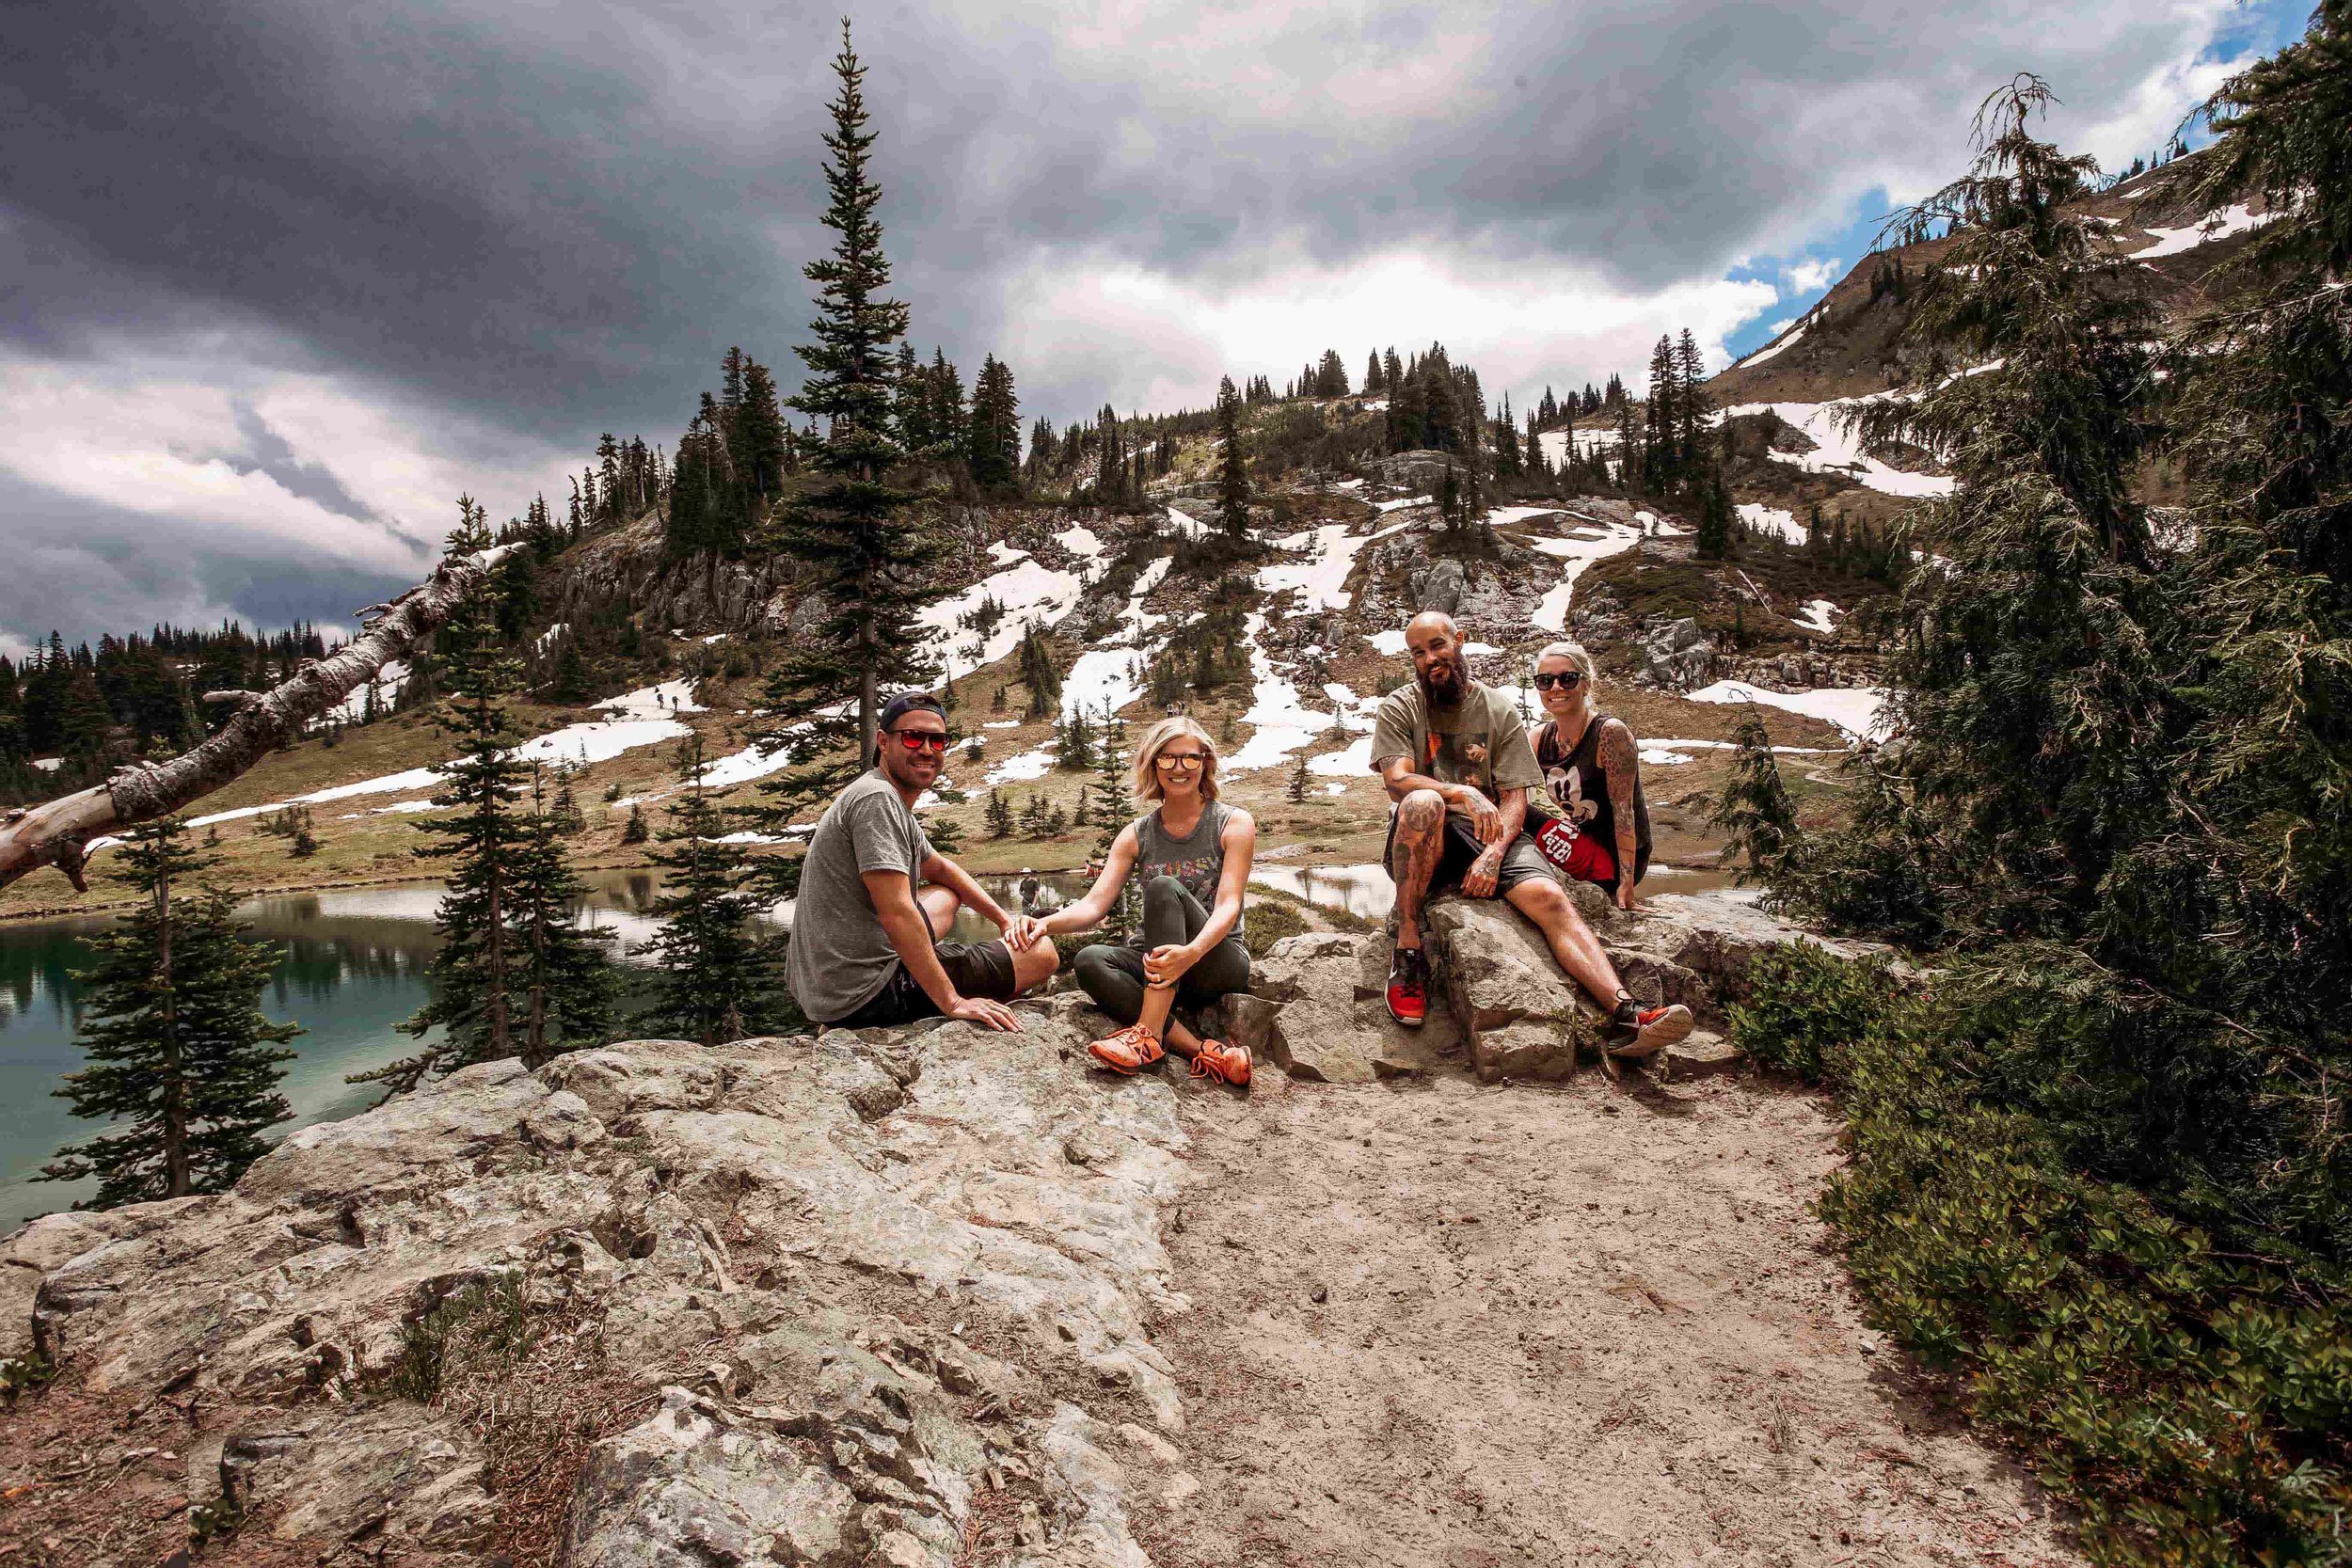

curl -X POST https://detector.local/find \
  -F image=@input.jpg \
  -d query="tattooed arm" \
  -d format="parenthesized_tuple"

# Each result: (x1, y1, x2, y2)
(1597, 718, 1642, 910)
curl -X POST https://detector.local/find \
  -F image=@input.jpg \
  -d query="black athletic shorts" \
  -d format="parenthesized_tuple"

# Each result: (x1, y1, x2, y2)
(1383, 809, 1559, 899)
(829, 940, 1019, 1030)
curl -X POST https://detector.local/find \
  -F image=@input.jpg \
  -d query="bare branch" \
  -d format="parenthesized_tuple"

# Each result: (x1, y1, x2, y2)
(0, 546, 508, 894)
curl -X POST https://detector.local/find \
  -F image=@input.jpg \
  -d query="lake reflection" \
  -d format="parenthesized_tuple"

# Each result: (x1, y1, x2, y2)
(0, 868, 1089, 1234)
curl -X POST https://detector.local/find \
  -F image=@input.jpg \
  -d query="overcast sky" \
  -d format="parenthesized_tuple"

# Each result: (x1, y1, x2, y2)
(0, 0, 2307, 652)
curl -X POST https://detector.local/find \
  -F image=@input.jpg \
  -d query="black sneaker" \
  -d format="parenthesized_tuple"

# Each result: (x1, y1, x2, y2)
(1385, 946, 1430, 1028)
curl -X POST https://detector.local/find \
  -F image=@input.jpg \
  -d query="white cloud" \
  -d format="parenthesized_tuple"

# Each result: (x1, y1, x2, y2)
(997, 244, 1778, 420)
(1784, 257, 1842, 293)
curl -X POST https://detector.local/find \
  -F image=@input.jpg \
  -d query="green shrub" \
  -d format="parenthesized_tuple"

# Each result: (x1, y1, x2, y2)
(1735, 943, 2352, 1567)
(1240, 896, 1311, 958)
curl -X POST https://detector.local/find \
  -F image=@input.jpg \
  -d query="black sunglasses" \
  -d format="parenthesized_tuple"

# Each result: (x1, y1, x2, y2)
(1533, 670, 1585, 690)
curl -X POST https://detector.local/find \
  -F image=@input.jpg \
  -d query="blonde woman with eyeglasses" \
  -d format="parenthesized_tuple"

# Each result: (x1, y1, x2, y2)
(1038, 716, 1256, 1085)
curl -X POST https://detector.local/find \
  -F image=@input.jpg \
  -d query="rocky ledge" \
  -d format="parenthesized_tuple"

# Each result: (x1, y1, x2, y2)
(0, 887, 1877, 1565)
(5, 1007, 1188, 1566)
(1227, 883, 1883, 1085)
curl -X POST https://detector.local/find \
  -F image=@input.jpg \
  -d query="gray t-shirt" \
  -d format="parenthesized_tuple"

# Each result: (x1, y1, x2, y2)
(1370, 679, 1544, 817)
(786, 769, 933, 1023)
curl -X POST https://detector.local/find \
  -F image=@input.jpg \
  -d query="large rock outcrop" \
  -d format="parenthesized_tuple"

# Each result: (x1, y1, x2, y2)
(1230, 885, 1833, 1087)
(6, 1015, 1186, 1565)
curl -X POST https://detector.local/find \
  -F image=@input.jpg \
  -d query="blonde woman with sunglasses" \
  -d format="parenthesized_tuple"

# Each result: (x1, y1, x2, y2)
(1038, 716, 1255, 1085)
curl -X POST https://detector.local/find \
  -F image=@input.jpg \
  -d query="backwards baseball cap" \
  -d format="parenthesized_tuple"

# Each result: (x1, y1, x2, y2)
(878, 691, 947, 731)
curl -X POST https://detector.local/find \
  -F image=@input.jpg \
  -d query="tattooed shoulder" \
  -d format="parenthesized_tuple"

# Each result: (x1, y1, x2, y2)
(1599, 719, 1637, 803)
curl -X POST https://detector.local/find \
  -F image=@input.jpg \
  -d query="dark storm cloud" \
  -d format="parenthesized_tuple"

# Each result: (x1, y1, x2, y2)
(0, 0, 2265, 644)
(5, 1, 2228, 431)
(0, 483, 419, 651)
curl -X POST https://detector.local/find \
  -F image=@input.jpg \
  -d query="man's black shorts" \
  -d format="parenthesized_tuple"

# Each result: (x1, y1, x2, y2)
(1383, 809, 1558, 898)
(829, 940, 1018, 1030)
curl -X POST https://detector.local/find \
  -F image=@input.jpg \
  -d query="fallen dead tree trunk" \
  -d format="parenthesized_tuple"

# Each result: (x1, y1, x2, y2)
(0, 546, 505, 894)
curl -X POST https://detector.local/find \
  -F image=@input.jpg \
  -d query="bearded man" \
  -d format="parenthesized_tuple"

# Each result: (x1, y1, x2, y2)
(1369, 611, 1691, 1057)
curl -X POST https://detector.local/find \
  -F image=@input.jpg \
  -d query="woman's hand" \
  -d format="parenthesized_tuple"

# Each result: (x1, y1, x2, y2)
(1615, 878, 1637, 911)
(1003, 913, 1048, 951)
(1143, 942, 1200, 990)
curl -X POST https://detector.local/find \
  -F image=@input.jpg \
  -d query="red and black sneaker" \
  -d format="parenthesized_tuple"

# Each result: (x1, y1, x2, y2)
(1386, 945, 1430, 1028)
(1606, 998, 1693, 1058)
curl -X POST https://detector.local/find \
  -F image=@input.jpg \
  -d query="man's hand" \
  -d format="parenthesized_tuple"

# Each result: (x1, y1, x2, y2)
(1457, 787, 1502, 845)
(1462, 843, 1504, 898)
(1143, 942, 1198, 990)
(1615, 878, 1638, 911)
(1003, 914, 1047, 951)
(947, 995, 1023, 1032)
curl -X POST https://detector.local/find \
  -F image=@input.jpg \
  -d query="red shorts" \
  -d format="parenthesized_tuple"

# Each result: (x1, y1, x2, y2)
(1534, 816, 1616, 886)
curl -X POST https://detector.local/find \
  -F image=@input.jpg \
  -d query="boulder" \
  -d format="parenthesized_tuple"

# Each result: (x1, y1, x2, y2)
(1627, 888, 1896, 1007)
(1422, 897, 1603, 1082)
(3, 1011, 1183, 1565)
(1240, 932, 1461, 1083)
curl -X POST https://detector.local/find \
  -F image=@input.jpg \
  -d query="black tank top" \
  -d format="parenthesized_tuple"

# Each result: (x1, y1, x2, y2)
(1534, 713, 1653, 881)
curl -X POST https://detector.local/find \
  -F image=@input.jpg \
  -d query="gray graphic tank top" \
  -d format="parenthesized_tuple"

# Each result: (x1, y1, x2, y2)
(1129, 800, 1243, 938)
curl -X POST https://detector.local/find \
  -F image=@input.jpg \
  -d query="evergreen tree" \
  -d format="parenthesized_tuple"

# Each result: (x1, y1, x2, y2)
(510, 768, 620, 1062)
(356, 501, 533, 1097)
(644, 741, 784, 1045)
(1695, 471, 1734, 559)
(1216, 375, 1250, 538)
(41, 818, 298, 1208)
(1286, 752, 1309, 803)
(985, 787, 1015, 838)
(1017, 623, 1061, 719)
(966, 354, 1022, 490)
(892, 341, 931, 451)
(736, 357, 790, 532)
(1364, 349, 1385, 393)
(1675, 328, 1708, 482)
(1090, 705, 1136, 936)
(752, 24, 946, 850)
(622, 803, 649, 845)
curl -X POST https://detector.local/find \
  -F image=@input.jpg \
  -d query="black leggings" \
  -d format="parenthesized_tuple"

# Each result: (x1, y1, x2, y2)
(1073, 875, 1252, 1027)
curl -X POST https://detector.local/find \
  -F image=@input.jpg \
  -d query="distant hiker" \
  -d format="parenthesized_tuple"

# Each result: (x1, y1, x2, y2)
(786, 692, 1057, 1032)
(1041, 717, 1255, 1086)
(1371, 612, 1690, 1059)
(1523, 640, 1652, 911)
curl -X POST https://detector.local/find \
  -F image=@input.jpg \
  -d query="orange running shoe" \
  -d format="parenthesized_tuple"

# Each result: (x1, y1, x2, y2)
(1188, 1039, 1251, 1087)
(1088, 1023, 1165, 1075)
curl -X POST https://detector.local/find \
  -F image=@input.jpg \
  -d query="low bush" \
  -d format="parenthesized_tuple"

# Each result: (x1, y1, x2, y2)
(1731, 942, 2352, 1566)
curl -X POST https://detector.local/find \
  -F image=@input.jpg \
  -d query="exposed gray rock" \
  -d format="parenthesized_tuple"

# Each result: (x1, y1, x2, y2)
(1239, 933, 1462, 1083)
(1641, 616, 1718, 691)
(1630, 887, 1897, 1006)
(1422, 897, 1603, 1081)
(564, 1387, 862, 1568)
(5, 1013, 1181, 1564)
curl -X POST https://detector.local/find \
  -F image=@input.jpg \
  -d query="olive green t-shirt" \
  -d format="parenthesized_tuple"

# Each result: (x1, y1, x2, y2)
(1370, 680, 1544, 816)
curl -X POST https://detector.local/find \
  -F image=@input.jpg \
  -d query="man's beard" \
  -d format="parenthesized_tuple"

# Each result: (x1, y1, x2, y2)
(1417, 659, 1465, 705)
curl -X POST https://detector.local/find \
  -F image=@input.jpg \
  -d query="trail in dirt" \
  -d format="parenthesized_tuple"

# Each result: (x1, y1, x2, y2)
(1123, 1058, 2080, 1567)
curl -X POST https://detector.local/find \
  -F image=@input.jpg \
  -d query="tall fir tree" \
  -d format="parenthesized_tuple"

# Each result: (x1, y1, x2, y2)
(644, 740, 787, 1044)
(357, 500, 534, 1098)
(510, 768, 621, 1063)
(1090, 705, 1136, 937)
(41, 818, 298, 1209)
(966, 354, 1021, 490)
(1215, 375, 1250, 538)
(751, 23, 946, 859)
(1675, 328, 1708, 483)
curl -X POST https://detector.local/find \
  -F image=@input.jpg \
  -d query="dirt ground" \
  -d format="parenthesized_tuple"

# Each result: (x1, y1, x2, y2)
(1123, 1051, 2082, 1568)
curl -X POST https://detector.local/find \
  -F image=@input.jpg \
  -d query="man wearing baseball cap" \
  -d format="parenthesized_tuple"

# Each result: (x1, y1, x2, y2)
(787, 691, 1057, 1031)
